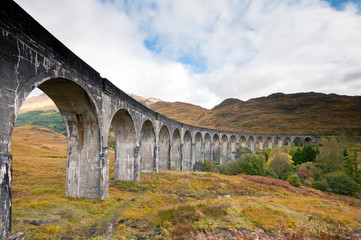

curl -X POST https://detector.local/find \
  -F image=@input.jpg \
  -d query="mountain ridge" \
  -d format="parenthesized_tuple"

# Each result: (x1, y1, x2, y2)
(20, 91, 361, 135)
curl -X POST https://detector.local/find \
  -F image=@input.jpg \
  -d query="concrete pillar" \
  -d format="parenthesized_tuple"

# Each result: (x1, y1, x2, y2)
(0, 152, 12, 240)
(268, 141, 273, 149)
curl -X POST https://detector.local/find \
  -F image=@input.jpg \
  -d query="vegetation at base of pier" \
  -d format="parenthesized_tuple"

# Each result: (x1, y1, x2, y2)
(10, 126, 361, 239)
(201, 131, 361, 196)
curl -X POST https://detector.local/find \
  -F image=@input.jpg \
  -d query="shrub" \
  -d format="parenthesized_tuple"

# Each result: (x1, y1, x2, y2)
(312, 180, 329, 191)
(219, 159, 242, 175)
(265, 167, 278, 179)
(239, 154, 266, 176)
(327, 174, 360, 196)
(202, 158, 213, 172)
(296, 165, 312, 180)
(287, 173, 301, 187)
(220, 154, 266, 176)
(268, 149, 293, 178)
(303, 179, 312, 186)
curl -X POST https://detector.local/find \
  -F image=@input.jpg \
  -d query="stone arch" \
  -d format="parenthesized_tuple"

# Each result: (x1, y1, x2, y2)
(158, 125, 170, 170)
(265, 137, 273, 149)
(37, 79, 103, 198)
(274, 137, 282, 148)
(230, 135, 237, 160)
(204, 133, 212, 161)
(110, 109, 137, 181)
(247, 136, 255, 153)
(171, 128, 181, 170)
(304, 137, 312, 143)
(221, 135, 229, 163)
(293, 137, 302, 146)
(194, 132, 203, 168)
(140, 120, 156, 173)
(183, 130, 192, 171)
(213, 134, 221, 165)
(283, 137, 291, 147)
(256, 136, 264, 151)
(239, 135, 247, 148)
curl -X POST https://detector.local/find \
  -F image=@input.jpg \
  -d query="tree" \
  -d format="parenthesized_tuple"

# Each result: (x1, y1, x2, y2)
(315, 136, 343, 173)
(267, 148, 293, 178)
(239, 154, 266, 176)
(291, 144, 319, 165)
(327, 174, 360, 195)
(344, 147, 361, 183)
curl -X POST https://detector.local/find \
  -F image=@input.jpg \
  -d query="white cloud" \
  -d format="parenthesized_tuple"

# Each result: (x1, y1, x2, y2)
(15, 0, 361, 108)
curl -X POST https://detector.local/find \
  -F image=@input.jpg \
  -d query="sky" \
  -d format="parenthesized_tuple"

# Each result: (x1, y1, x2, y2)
(15, 0, 361, 109)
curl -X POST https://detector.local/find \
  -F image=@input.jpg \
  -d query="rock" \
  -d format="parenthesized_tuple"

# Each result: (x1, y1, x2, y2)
(7, 232, 25, 240)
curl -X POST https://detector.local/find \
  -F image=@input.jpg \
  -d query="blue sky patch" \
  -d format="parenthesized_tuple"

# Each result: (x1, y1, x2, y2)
(144, 37, 162, 54)
(177, 55, 207, 74)
(324, 0, 361, 10)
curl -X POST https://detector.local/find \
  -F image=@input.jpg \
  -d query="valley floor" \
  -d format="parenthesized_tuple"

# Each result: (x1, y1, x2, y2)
(10, 126, 361, 239)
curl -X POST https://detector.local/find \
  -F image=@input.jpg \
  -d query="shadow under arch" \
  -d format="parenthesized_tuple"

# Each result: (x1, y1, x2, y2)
(183, 130, 192, 171)
(171, 128, 181, 170)
(159, 125, 170, 170)
(37, 78, 104, 199)
(221, 135, 229, 164)
(140, 120, 156, 173)
(204, 133, 212, 161)
(213, 134, 220, 165)
(109, 109, 137, 182)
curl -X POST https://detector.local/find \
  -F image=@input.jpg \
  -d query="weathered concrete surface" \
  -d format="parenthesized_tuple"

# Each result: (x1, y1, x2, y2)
(0, 0, 317, 238)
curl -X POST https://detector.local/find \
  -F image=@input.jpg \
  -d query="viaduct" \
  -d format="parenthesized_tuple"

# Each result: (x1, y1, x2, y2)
(0, 1, 316, 238)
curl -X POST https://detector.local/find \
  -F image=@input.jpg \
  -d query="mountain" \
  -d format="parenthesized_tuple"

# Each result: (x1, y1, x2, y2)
(151, 92, 361, 135)
(19, 93, 57, 114)
(20, 92, 361, 135)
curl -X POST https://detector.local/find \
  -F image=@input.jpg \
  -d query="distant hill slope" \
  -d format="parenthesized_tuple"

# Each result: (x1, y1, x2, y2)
(19, 93, 58, 114)
(152, 92, 361, 135)
(20, 92, 361, 135)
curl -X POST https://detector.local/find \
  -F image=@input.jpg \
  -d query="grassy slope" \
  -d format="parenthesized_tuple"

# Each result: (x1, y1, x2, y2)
(152, 92, 361, 135)
(11, 126, 361, 239)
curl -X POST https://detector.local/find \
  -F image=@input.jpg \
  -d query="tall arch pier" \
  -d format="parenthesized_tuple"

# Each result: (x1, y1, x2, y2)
(0, 1, 316, 238)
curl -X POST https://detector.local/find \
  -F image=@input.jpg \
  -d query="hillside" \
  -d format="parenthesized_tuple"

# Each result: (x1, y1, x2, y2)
(19, 93, 58, 114)
(152, 92, 361, 135)
(20, 92, 361, 136)
(10, 126, 361, 239)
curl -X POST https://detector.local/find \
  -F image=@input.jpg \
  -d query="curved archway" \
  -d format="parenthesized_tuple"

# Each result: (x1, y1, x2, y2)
(293, 137, 302, 146)
(213, 134, 220, 165)
(140, 120, 156, 173)
(194, 132, 203, 170)
(256, 136, 264, 151)
(283, 137, 291, 147)
(38, 79, 103, 198)
(171, 129, 181, 170)
(204, 133, 212, 161)
(159, 126, 170, 170)
(221, 135, 229, 163)
(265, 137, 273, 149)
(230, 135, 237, 160)
(110, 109, 136, 181)
(183, 131, 192, 171)
(274, 137, 282, 148)
(247, 136, 255, 153)
(240, 136, 247, 148)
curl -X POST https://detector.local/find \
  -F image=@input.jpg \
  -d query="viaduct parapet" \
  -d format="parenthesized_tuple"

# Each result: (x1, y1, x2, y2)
(0, 1, 316, 238)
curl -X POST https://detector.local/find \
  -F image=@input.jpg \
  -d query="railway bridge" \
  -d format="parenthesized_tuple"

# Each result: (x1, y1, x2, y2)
(0, 1, 316, 238)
